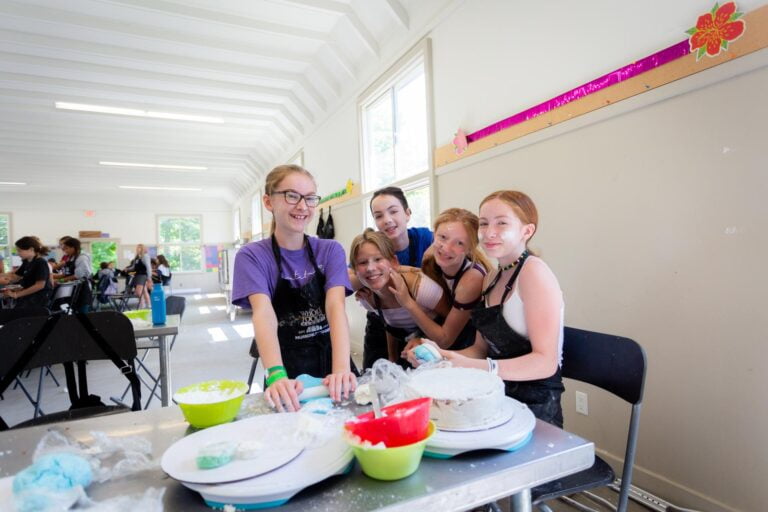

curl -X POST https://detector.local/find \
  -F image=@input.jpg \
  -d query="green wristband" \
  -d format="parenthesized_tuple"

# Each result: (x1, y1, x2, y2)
(267, 365, 285, 375)
(266, 370, 288, 387)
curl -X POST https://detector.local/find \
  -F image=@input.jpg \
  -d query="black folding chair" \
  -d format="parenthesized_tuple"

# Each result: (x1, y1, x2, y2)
(49, 281, 81, 313)
(0, 311, 142, 429)
(531, 327, 647, 512)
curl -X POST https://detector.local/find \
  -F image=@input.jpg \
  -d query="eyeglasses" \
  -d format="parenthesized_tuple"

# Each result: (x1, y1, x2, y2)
(272, 189, 321, 207)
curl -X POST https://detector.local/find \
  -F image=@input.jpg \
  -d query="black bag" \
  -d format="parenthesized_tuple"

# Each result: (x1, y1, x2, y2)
(316, 208, 326, 237)
(323, 206, 335, 239)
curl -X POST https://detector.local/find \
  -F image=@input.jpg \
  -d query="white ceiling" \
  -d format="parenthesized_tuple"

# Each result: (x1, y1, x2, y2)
(0, 0, 452, 203)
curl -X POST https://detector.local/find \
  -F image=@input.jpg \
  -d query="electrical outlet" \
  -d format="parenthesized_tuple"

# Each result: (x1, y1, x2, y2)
(575, 391, 589, 415)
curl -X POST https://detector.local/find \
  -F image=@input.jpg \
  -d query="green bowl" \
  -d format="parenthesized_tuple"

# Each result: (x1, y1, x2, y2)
(347, 421, 435, 480)
(174, 380, 249, 428)
(124, 309, 151, 322)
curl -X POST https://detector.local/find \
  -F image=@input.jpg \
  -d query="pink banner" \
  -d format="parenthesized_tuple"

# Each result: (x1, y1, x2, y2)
(466, 40, 691, 143)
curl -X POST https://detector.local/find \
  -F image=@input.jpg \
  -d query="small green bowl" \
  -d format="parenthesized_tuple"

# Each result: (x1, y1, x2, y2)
(174, 380, 249, 428)
(124, 309, 151, 322)
(347, 421, 435, 480)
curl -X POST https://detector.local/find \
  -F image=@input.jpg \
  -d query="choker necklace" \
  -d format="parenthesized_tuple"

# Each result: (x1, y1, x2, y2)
(499, 251, 528, 272)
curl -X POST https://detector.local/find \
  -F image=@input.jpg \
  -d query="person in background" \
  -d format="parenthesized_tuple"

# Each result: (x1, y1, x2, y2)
(124, 244, 152, 308)
(350, 229, 449, 369)
(150, 258, 162, 285)
(0, 236, 52, 309)
(46, 257, 56, 288)
(407, 191, 565, 427)
(156, 255, 172, 287)
(0, 253, 4, 274)
(57, 237, 93, 313)
(52, 235, 74, 272)
(97, 261, 119, 296)
(392, 208, 491, 352)
(232, 164, 356, 412)
(357, 187, 434, 370)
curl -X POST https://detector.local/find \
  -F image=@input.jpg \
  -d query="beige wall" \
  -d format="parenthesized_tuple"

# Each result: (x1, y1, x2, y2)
(436, 65, 768, 512)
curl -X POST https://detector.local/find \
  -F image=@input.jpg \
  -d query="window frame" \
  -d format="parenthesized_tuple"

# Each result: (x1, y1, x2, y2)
(156, 214, 204, 273)
(0, 212, 10, 262)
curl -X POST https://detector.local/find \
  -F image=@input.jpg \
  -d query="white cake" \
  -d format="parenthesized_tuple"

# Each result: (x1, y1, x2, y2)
(405, 367, 508, 430)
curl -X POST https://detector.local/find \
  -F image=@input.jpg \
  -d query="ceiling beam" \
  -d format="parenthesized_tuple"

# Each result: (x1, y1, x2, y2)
(381, 0, 409, 29)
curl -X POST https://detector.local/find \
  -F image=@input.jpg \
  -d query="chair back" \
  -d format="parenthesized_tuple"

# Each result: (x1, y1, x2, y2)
(0, 312, 137, 372)
(562, 327, 646, 405)
(49, 281, 81, 312)
(562, 326, 647, 512)
(165, 295, 186, 319)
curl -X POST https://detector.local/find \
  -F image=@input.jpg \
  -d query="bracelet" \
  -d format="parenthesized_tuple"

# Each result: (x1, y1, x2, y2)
(267, 365, 286, 375)
(266, 369, 288, 387)
(486, 357, 498, 375)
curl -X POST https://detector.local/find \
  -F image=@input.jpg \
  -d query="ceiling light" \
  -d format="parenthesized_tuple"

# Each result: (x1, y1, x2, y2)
(100, 161, 207, 171)
(119, 185, 202, 192)
(0, 181, 26, 185)
(55, 102, 223, 124)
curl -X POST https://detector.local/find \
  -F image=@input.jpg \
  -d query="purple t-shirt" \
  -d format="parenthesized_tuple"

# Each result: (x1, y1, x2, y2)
(231, 237, 352, 309)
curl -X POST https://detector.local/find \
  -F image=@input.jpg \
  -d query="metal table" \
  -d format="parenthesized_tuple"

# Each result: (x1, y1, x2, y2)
(0, 395, 594, 511)
(130, 314, 180, 407)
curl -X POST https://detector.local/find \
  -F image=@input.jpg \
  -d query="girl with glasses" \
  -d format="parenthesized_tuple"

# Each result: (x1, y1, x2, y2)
(232, 164, 356, 412)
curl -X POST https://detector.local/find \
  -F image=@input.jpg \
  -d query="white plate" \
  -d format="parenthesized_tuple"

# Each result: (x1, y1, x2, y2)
(425, 397, 536, 457)
(183, 430, 353, 508)
(436, 394, 517, 432)
(161, 413, 304, 484)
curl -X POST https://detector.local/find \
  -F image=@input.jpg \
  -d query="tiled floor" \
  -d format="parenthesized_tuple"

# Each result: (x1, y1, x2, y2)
(1, 294, 656, 511)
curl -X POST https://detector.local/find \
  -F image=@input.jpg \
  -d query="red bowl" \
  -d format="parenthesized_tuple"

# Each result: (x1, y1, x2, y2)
(344, 397, 432, 447)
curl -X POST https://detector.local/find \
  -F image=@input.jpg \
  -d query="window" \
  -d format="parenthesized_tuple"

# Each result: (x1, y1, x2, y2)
(87, 240, 118, 274)
(0, 213, 9, 261)
(233, 209, 241, 242)
(360, 39, 434, 231)
(158, 215, 203, 272)
(360, 50, 430, 192)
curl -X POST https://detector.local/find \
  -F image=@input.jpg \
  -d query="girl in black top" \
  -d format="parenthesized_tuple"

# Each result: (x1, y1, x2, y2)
(0, 236, 52, 309)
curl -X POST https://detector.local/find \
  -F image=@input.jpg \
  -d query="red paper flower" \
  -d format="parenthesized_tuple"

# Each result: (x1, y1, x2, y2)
(687, 2, 745, 60)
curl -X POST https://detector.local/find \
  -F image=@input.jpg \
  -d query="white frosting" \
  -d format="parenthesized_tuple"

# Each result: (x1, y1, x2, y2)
(405, 367, 506, 430)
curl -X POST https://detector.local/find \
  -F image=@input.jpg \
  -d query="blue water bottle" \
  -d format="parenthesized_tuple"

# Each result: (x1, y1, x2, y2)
(151, 284, 166, 325)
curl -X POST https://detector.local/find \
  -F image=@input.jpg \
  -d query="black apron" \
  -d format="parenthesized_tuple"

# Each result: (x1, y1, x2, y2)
(470, 252, 564, 427)
(444, 259, 478, 351)
(363, 230, 419, 369)
(373, 293, 420, 370)
(268, 235, 341, 379)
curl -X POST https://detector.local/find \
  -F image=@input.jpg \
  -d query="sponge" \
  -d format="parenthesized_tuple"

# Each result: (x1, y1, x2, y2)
(196, 441, 236, 470)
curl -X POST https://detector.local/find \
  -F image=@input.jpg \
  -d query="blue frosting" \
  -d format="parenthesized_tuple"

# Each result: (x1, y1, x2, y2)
(414, 344, 440, 364)
(13, 453, 93, 512)
(295, 374, 324, 388)
(300, 398, 334, 414)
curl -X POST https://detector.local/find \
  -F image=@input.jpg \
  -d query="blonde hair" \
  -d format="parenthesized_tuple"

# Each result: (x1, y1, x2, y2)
(349, 228, 396, 267)
(480, 190, 539, 246)
(264, 164, 317, 235)
(422, 208, 492, 294)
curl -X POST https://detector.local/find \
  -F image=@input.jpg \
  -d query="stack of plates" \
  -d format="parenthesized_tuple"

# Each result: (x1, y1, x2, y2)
(424, 397, 536, 458)
(162, 413, 353, 509)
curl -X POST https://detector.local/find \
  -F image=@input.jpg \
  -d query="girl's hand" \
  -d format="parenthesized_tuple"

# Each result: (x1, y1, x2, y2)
(323, 371, 357, 402)
(405, 339, 455, 367)
(401, 337, 425, 359)
(387, 270, 413, 307)
(264, 378, 303, 412)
